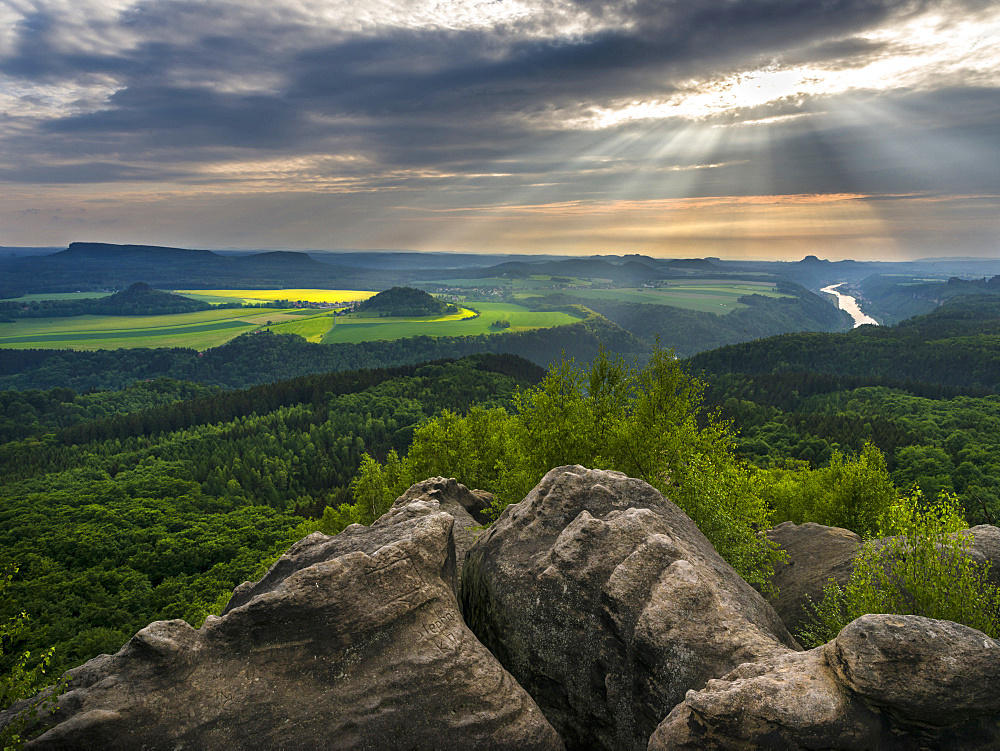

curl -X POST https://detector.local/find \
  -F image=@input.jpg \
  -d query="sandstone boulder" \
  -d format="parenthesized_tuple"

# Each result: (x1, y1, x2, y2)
(461, 465, 798, 751)
(967, 524, 1000, 588)
(764, 522, 862, 635)
(2, 490, 562, 750)
(650, 614, 1000, 750)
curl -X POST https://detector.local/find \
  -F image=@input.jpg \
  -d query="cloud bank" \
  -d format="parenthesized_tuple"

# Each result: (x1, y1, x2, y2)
(1, 0, 997, 257)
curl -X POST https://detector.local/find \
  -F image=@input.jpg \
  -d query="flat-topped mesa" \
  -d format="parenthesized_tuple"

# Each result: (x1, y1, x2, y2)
(0, 479, 561, 750)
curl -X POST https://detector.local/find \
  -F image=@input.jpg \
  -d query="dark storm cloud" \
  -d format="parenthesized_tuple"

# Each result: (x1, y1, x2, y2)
(0, 0, 997, 201)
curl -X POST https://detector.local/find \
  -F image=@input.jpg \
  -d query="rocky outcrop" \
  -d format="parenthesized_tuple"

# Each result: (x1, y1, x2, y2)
(224, 476, 487, 607)
(3, 482, 562, 750)
(649, 614, 1000, 749)
(384, 476, 492, 584)
(6, 470, 998, 751)
(461, 465, 798, 751)
(764, 522, 862, 635)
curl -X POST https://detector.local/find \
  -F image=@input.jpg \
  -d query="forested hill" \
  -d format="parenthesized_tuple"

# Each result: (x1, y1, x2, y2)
(687, 295, 1000, 390)
(356, 286, 452, 317)
(0, 354, 542, 677)
(530, 280, 851, 356)
(0, 283, 212, 320)
(95, 282, 212, 315)
(859, 274, 1000, 324)
(688, 294, 1000, 526)
(0, 309, 642, 391)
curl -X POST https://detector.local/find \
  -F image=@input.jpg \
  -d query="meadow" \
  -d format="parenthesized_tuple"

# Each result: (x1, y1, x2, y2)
(321, 303, 582, 343)
(0, 294, 580, 349)
(9, 292, 112, 301)
(0, 308, 311, 350)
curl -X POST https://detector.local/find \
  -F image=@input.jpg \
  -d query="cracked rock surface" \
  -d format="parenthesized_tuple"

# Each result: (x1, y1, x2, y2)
(461, 465, 797, 751)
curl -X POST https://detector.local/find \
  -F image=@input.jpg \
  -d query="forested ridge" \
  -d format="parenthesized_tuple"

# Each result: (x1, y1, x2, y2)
(688, 295, 1000, 390)
(0, 354, 542, 679)
(689, 296, 1000, 524)
(858, 274, 1000, 324)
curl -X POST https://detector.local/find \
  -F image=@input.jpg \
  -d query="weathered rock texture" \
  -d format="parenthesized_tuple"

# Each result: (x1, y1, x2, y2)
(386, 476, 492, 584)
(224, 476, 487, 606)
(650, 614, 1000, 750)
(764, 521, 862, 635)
(967, 524, 1000, 588)
(461, 465, 798, 751)
(2, 482, 562, 750)
(765, 522, 1000, 636)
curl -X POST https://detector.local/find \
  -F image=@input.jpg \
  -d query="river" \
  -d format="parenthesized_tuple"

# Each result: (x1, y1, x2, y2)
(821, 283, 879, 328)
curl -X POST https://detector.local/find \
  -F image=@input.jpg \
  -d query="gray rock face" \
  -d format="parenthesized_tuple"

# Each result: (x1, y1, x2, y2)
(967, 524, 1000, 588)
(764, 522, 862, 635)
(3, 487, 562, 750)
(383, 476, 490, 584)
(461, 465, 798, 751)
(650, 614, 1000, 750)
(765, 522, 1000, 637)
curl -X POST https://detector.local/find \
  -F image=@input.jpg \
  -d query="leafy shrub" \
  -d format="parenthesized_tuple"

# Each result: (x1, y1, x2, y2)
(798, 489, 1000, 647)
(758, 442, 896, 537)
(1, 567, 65, 748)
(349, 346, 783, 588)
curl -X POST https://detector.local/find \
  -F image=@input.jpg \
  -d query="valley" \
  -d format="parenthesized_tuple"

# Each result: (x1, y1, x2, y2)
(3, 244, 1000, 749)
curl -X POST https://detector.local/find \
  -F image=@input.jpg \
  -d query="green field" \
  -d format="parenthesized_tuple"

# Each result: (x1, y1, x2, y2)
(0, 308, 318, 350)
(322, 303, 582, 343)
(517, 280, 790, 314)
(265, 312, 338, 342)
(0, 300, 581, 350)
(6, 291, 112, 302)
(430, 275, 594, 292)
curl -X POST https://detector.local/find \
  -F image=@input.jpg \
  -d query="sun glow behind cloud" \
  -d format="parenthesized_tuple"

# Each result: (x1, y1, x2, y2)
(566, 7, 1000, 130)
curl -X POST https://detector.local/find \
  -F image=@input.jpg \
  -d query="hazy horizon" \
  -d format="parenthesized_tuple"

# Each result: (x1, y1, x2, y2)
(2, 1, 998, 260)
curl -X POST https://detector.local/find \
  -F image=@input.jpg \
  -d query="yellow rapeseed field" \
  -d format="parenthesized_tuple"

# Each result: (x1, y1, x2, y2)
(174, 289, 377, 304)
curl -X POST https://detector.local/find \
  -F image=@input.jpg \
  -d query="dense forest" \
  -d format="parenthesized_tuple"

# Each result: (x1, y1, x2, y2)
(0, 354, 542, 678)
(0, 379, 219, 443)
(687, 296, 1000, 524)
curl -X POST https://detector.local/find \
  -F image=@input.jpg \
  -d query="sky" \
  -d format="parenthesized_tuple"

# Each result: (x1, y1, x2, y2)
(1, 0, 998, 260)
